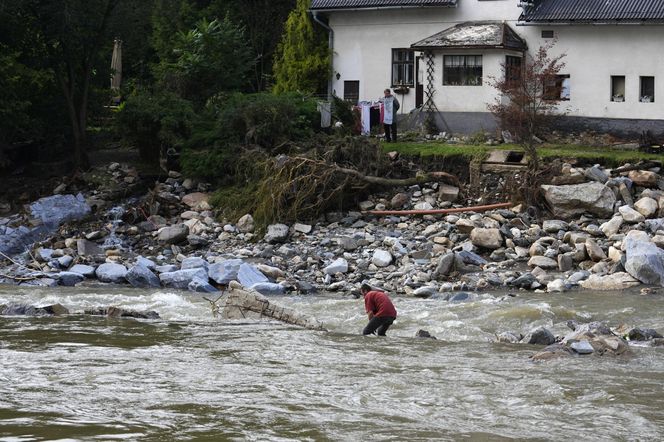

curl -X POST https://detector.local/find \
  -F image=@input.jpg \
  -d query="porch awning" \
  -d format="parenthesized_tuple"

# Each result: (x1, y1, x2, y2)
(411, 21, 527, 51)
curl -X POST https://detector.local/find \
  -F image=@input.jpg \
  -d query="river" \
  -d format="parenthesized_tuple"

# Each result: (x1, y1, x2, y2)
(1, 286, 663, 441)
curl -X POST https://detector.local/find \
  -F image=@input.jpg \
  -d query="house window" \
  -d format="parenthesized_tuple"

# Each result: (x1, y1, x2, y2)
(544, 74, 570, 100)
(505, 55, 522, 86)
(344, 81, 359, 104)
(640, 76, 655, 102)
(541, 30, 555, 39)
(611, 76, 625, 102)
(443, 55, 482, 86)
(392, 49, 415, 87)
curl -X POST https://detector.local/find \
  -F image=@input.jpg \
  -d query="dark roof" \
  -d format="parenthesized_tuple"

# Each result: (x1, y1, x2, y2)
(310, 0, 457, 11)
(519, 0, 664, 24)
(411, 21, 527, 50)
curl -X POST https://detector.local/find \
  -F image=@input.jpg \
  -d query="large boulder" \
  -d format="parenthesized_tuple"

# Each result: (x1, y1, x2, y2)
(208, 259, 243, 285)
(624, 239, 664, 285)
(580, 272, 641, 290)
(324, 258, 349, 275)
(470, 228, 502, 249)
(182, 192, 211, 210)
(237, 214, 255, 233)
(158, 224, 189, 244)
(372, 250, 393, 267)
(264, 224, 289, 243)
(628, 170, 659, 187)
(237, 263, 269, 287)
(634, 197, 658, 218)
(126, 265, 161, 289)
(95, 263, 128, 284)
(541, 182, 616, 219)
(159, 268, 208, 290)
(30, 193, 91, 228)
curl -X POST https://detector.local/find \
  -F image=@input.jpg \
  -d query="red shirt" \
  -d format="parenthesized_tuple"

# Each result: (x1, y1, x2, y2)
(364, 290, 397, 318)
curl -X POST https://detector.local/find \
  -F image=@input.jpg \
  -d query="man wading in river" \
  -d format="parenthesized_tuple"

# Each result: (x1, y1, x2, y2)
(360, 283, 397, 336)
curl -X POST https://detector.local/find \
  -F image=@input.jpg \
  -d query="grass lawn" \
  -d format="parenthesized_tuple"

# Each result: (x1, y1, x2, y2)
(385, 141, 663, 167)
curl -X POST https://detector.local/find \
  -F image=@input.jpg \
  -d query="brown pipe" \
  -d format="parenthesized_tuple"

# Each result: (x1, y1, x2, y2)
(363, 202, 513, 216)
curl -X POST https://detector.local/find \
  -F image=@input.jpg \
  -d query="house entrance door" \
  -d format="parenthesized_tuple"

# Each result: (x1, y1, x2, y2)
(415, 55, 423, 108)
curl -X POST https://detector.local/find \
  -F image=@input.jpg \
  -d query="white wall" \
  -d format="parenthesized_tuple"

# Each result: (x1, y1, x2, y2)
(325, 0, 664, 121)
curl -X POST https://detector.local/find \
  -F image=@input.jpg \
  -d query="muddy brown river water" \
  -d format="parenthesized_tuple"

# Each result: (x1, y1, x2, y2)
(1, 286, 663, 441)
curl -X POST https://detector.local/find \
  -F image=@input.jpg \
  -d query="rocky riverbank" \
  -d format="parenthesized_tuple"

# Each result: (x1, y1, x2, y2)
(2, 160, 664, 299)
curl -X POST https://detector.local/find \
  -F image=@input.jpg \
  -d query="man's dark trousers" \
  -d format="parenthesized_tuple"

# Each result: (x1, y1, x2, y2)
(363, 316, 396, 336)
(384, 122, 397, 142)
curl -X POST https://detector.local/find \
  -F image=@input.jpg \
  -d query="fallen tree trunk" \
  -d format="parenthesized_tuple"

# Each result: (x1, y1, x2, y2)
(364, 202, 513, 216)
(332, 165, 460, 188)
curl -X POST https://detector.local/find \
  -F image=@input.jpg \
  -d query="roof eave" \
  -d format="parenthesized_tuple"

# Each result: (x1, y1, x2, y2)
(410, 44, 526, 51)
(310, 5, 457, 12)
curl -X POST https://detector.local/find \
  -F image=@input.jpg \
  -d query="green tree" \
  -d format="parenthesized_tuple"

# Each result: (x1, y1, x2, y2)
(2, 0, 122, 169)
(272, 0, 329, 95)
(157, 16, 253, 104)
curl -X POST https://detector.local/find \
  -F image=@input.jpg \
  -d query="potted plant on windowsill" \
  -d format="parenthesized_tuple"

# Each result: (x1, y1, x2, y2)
(393, 85, 410, 94)
(612, 94, 624, 102)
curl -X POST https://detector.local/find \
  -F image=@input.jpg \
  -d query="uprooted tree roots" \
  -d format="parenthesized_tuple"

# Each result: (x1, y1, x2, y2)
(213, 137, 460, 229)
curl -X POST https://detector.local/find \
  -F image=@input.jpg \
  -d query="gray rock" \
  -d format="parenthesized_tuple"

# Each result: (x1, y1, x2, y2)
(570, 340, 595, 354)
(324, 258, 349, 275)
(136, 257, 157, 271)
(30, 193, 91, 228)
(265, 224, 289, 243)
(541, 182, 616, 219)
(579, 272, 640, 290)
(527, 256, 558, 269)
(372, 249, 393, 267)
(181, 257, 209, 270)
(496, 331, 523, 343)
(293, 223, 312, 234)
(524, 327, 556, 345)
(584, 165, 608, 183)
(250, 282, 287, 296)
(159, 268, 209, 290)
(448, 292, 474, 303)
(415, 329, 437, 339)
(511, 273, 538, 289)
(237, 263, 269, 287)
(77, 239, 103, 257)
(585, 239, 607, 262)
(619, 205, 645, 223)
(547, 279, 567, 292)
(434, 253, 455, 279)
(600, 216, 623, 237)
(413, 286, 438, 298)
(628, 327, 663, 341)
(57, 255, 74, 269)
(470, 228, 503, 249)
(456, 250, 487, 266)
(237, 214, 255, 233)
(158, 224, 189, 244)
(126, 265, 161, 289)
(37, 248, 54, 262)
(155, 264, 179, 274)
(543, 220, 569, 233)
(208, 259, 243, 285)
(634, 197, 658, 218)
(188, 277, 219, 293)
(438, 184, 459, 202)
(95, 263, 128, 284)
(390, 192, 409, 208)
(558, 254, 574, 272)
(57, 272, 85, 287)
(624, 239, 664, 285)
(69, 264, 96, 278)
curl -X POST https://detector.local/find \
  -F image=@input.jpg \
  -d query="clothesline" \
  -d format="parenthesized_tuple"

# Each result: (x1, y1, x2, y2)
(355, 100, 384, 136)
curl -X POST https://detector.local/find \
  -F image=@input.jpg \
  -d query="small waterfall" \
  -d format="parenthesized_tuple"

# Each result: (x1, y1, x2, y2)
(102, 205, 126, 250)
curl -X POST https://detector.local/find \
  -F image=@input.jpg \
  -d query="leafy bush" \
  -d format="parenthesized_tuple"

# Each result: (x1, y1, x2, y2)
(116, 89, 196, 164)
(181, 92, 320, 181)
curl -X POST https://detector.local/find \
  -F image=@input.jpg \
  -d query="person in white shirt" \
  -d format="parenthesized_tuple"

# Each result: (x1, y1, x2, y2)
(381, 89, 400, 142)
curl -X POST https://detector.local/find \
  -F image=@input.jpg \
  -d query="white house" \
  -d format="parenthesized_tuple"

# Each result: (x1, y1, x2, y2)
(310, 0, 664, 137)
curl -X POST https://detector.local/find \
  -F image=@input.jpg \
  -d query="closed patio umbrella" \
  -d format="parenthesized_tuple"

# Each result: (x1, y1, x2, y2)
(110, 38, 122, 91)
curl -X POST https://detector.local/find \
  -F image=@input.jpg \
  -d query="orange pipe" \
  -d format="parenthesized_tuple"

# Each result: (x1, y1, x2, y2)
(364, 202, 513, 216)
